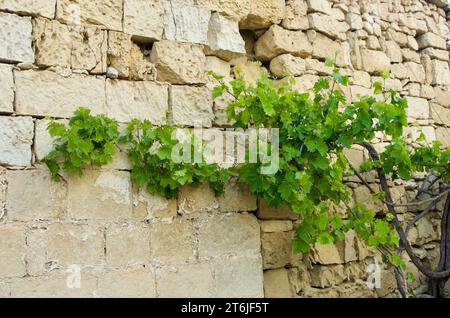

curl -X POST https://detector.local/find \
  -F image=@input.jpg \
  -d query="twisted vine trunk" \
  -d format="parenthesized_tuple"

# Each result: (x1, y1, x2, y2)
(429, 193, 450, 297)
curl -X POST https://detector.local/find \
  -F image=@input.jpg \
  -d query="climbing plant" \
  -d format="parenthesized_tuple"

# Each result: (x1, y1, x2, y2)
(43, 62, 450, 298)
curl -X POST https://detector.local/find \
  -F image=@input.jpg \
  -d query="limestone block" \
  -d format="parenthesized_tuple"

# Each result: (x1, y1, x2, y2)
(195, 0, 250, 19)
(0, 0, 56, 18)
(106, 79, 168, 124)
(360, 49, 391, 74)
(431, 103, 450, 126)
(156, 263, 214, 297)
(430, 60, 450, 85)
(164, 2, 211, 44)
(255, 25, 312, 61)
(260, 220, 293, 233)
(10, 273, 97, 297)
(150, 40, 206, 84)
(257, 198, 299, 220)
(434, 87, 450, 108)
(27, 224, 104, 275)
(96, 267, 156, 297)
(306, 0, 331, 15)
(107, 31, 132, 78)
(351, 71, 371, 88)
(106, 223, 150, 268)
(197, 213, 260, 258)
(311, 33, 347, 66)
(133, 188, 177, 220)
(385, 40, 403, 63)
(215, 256, 264, 297)
(150, 219, 194, 263)
(15, 70, 106, 118)
(0, 13, 33, 63)
(263, 268, 293, 297)
(56, 0, 123, 31)
(240, 0, 286, 30)
(129, 44, 157, 81)
(308, 13, 349, 41)
(353, 184, 384, 213)
(217, 178, 257, 212)
(343, 148, 365, 168)
(417, 32, 447, 50)
(436, 127, 450, 148)
(346, 12, 363, 30)
(171, 85, 214, 127)
(207, 13, 246, 61)
(0, 64, 13, 113)
(282, 0, 308, 30)
(401, 49, 421, 63)
(391, 62, 426, 83)
(205, 56, 231, 77)
(404, 126, 436, 143)
(67, 170, 132, 220)
(310, 264, 345, 288)
(6, 169, 66, 221)
(405, 96, 430, 120)
(420, 48, 449, 61)
(311, 241, 345, 265)
(269, 54, 305, 78)
(0, 225, 26, 278)
(33, 18, 107, 73)
(261, 231, 292, 269)
(123, 0, 165, 41)
(0, 116, 33, 167)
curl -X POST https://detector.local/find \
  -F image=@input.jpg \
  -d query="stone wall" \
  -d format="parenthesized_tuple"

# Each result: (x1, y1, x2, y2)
(0, 0, 449, 297)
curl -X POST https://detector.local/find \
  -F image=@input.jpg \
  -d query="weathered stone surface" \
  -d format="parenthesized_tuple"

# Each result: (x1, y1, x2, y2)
(6, 169, 66, 221)
(15, 70, 105, 118)
(106, 80, 168, 124)
(263, 268, 293, 297)
(67, 170, 132, 220)
(417, 32, 447, 50)
(311, 33, 348, 66)
(10, 273, 97, 297)
(346, 12, 363, 30)
(0, 116, 33, 167)
(391, 62, 426, 83)
(269, 54, 305, 78)
(351, 71, 371, 88)
(123, 0, 164, 41)
(164, 2, 210, 44)
(129, 43, 157, 80)
(430, 59, 450, 85)
(436, 127, 450, 148)
(308, 13, 349, 41)
(151, 40, 205, 84)
(405, 96, 430, 120)
(96, 267, 156, 298)
(255, 25, 312, 61)
(420, 48, 449, 61)
(205, 56, 231, 77)
(107, 31, 132, 78)
(33, 18, 107, 73)
(151, 219, 194, 263)
(171, 85, 214, 127)
(207, 13, 246, 61)
(215, 256, 264, 297)
(196, 0, 250, 19)
(431, 103, 450, 126)
(360, 49, 391, 74)
(56, 0, 123, 31)
(307, 0, 331, 15)
(0, 0, 56, 18)
(402, 49, 421, 63)
(198, 213, 260, 258)
(240, 0, 285, 30)
(311, 241, 345, 265)
(385, 40, 402, 63)
(261, 231, 292, 269)
(178, 182, 218, 215)
(232, 57, 267, 84)
(217, 179, 257, 212)
(133, 188, 177, 220)
(0, 13, 33, 63)
(282, 0, 308, 30)
(27, 224, 104, 275)
(156, 263, 214, 297)
(0, 225, 26, 278)
(257, 198, 299, 220)
(0, 64, 13, 113)
(343, 147, 366, 168)
(310, 264, 345, 288)
(106, 223, 150, 267)
(353, 184, 384, 213)
(405, 126, 436, 143)
(260, 220, 293, 233)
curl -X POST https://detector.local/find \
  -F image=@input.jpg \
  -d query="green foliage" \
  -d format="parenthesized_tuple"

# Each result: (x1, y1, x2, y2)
(43, 107, 120, 180)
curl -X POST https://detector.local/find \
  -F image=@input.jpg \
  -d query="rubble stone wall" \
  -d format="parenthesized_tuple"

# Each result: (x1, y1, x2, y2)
(0, 0, 449, 297)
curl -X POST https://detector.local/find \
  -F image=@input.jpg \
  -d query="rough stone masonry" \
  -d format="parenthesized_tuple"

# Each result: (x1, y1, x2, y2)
(0, 0, 449, 298)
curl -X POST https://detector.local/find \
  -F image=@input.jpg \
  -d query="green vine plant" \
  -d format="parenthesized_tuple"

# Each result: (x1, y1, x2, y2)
(43, 60, 450, 298)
